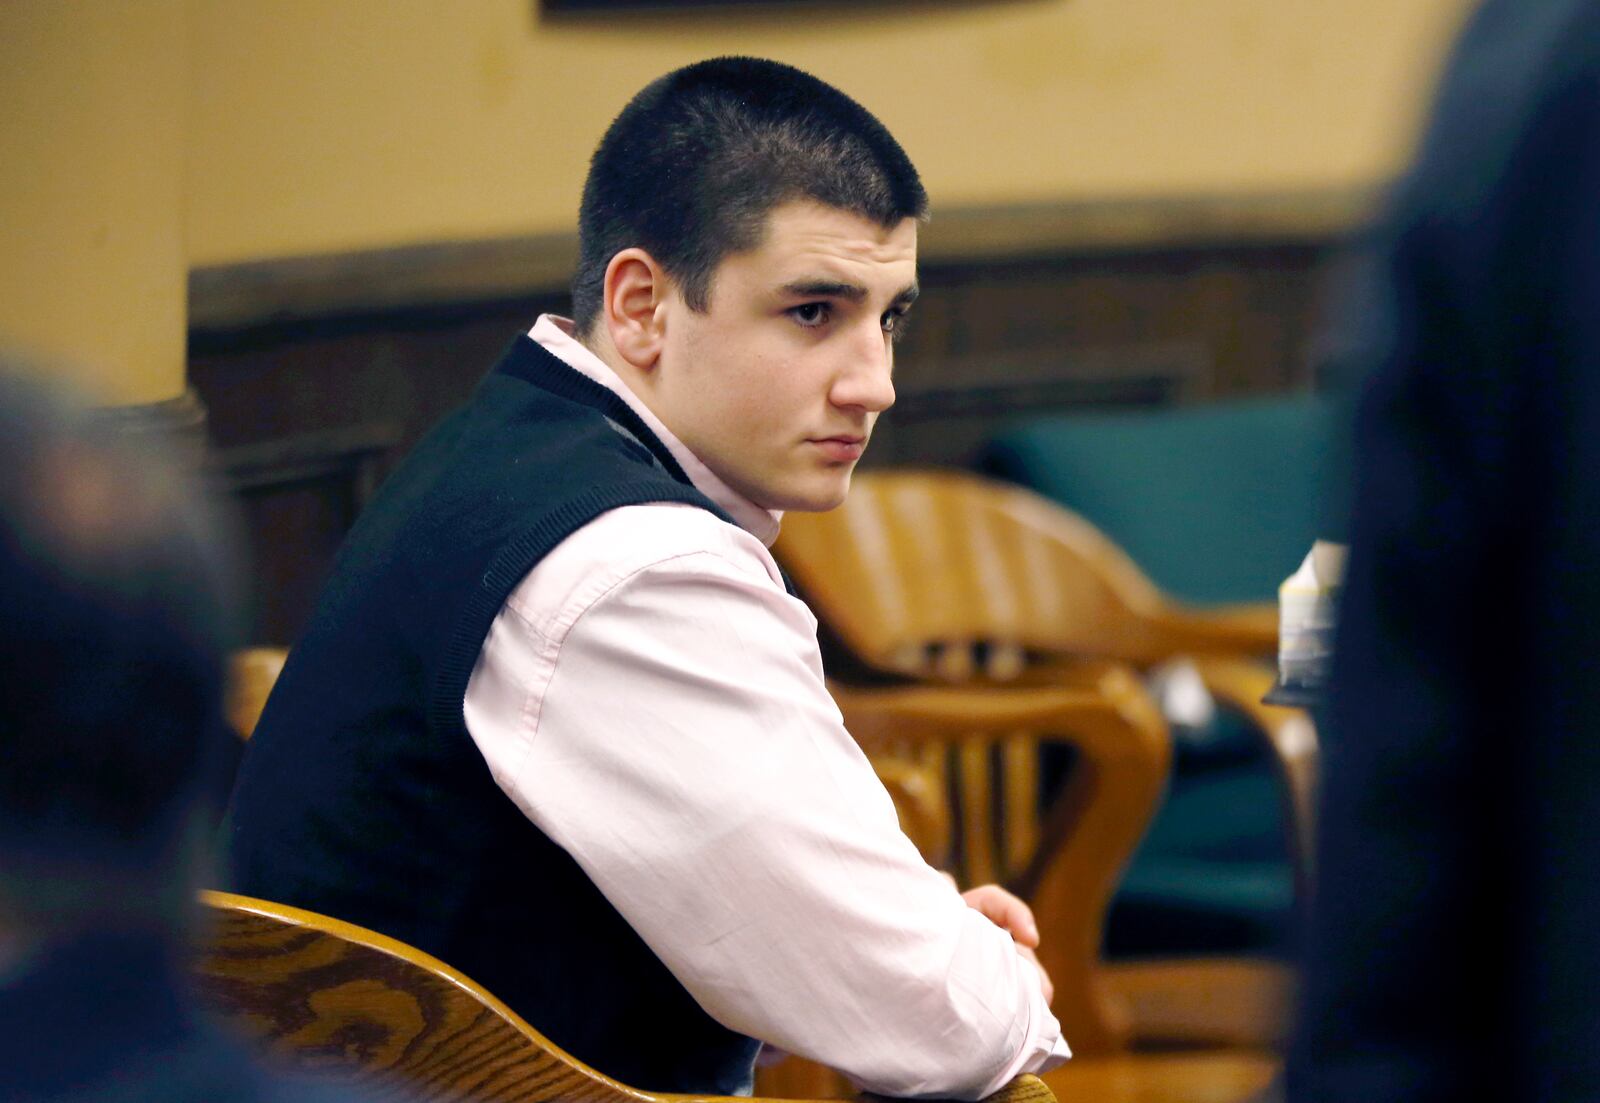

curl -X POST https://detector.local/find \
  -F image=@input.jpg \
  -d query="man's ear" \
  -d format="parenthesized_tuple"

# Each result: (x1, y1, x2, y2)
(602, 248, 669, 371)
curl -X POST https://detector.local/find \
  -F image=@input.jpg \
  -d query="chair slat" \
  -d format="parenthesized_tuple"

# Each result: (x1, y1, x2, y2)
(958, 739, 998, 887)
(1002, 735, 1039, 880)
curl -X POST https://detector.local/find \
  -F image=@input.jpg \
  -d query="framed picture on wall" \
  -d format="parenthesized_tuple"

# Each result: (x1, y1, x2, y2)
(545, 0, 838, 9)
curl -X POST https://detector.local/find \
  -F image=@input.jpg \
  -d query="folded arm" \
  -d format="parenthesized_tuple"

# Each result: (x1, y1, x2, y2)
(465, 505, 1067, 1099)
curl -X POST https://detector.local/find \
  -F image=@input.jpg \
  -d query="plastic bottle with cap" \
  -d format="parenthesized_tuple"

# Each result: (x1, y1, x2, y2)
(1277, 540, 1347, 690)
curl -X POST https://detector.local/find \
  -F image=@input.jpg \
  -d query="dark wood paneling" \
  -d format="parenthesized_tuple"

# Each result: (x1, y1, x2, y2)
(190, 236, 1339, 643)
(192, 295, 568, 642)
(869, 241, 1333, 466)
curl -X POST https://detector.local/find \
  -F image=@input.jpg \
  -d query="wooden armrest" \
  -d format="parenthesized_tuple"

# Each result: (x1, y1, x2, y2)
(972, 1073, 1056, 1103)
(1097, 957, 1295, 1049)
(830, 667, 1164, 763)
(1186, 655, 1319, 898)
(1041, 1052, 1279, 1103)
(852, 1073, 1056, 1103)
(754, 1062, 1054, 1103)
(1148, 602, 1279, 660)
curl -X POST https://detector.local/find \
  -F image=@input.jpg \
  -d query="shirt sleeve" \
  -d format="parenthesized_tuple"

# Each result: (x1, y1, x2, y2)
(464, 504, 1068, 1099)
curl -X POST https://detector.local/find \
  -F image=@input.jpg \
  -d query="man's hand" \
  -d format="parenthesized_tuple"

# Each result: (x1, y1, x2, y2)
(959, 883, 1040, 947)
(956, 881, 1053, 1005)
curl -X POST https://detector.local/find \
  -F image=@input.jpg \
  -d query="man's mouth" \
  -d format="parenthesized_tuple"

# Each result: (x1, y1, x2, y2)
(809, 435, 867, 462)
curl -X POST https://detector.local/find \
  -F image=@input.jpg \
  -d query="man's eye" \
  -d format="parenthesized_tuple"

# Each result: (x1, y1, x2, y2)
(790, 302, 829, 327)
(882, 309, 911, 339)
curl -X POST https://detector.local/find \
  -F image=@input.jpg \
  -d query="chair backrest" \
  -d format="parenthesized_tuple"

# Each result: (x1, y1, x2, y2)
(775, 469, 1270, 674)
(192, 890, 649, 1103)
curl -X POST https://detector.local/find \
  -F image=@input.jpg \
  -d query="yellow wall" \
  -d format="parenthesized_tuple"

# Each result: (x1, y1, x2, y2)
(0, 1, 188, 405)
(186, 0, 1474, 267)
(0, 0, 1473, 402)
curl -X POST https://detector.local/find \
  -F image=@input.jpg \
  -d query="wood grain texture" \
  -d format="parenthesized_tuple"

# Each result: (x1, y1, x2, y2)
(773, 470, 1278, 671)
(1041, 1051, 1279, 1103)
(190, 234, 1333, 644)
(186, 191, 1362, 329)
(194, 891, 650, 1103)
(1098, 959, 1296, 1050)
(773, 472, 1315, 933)
(194, 891, 1056, 1103)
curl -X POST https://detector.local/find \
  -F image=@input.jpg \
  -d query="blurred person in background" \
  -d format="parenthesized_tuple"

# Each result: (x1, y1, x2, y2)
(0, 366, 350, 1101)
(1289, 0, 1600, 1099)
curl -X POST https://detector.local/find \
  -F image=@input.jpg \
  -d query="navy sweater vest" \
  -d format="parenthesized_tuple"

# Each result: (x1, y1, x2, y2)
(224, 336, 761, 1094)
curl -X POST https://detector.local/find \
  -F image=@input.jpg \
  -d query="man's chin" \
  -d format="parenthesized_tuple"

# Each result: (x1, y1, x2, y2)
(767, 475, 853, 513)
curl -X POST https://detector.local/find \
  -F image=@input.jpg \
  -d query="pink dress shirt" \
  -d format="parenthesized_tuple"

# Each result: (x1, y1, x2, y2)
(462, 315, 1069, 1098)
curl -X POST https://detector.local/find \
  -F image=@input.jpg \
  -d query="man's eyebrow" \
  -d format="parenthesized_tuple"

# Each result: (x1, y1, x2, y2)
(779, 280, 921, 307)
(780, 279, 867, 302)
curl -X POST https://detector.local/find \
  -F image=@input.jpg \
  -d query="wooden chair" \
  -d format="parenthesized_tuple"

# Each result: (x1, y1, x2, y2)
(191, 890, 1058, 1103)
(772, 470, 1309, 1058)
(226, 645, 289, 740)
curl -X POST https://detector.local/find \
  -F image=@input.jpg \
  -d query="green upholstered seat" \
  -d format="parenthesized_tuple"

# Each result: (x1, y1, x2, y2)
(1105, 753, 1298, 956)
(983, 394, 1339, 605)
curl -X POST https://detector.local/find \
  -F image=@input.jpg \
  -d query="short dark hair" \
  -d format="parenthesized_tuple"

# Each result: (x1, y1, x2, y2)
(572, 57, 928, 335)
(0, 368, 239, 919)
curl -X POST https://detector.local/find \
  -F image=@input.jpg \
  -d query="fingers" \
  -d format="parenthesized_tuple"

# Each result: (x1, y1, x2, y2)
(959, 883, 1041, 948)
(1016, 944, 1054, 1005)
(951, 880, 1052, 1004)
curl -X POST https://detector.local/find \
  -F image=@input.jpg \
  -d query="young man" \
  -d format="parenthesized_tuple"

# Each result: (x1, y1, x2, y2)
(226, 58, 1067, 1098)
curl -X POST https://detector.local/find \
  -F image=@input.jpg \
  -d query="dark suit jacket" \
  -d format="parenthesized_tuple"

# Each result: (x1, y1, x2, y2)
(1288, 1, 1600, 1100)
(2, 931, 355, 1103)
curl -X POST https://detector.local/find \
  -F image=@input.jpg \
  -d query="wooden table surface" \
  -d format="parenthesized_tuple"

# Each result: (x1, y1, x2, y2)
(1040, 1050, 1280, 1103)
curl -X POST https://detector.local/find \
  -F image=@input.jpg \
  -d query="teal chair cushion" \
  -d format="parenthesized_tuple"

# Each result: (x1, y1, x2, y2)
(1101, 750, 1298, 957)
(983, 394, 1339, 605)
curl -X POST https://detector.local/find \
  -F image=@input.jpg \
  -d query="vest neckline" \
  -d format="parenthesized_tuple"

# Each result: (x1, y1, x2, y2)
(494, 336, 694, 488)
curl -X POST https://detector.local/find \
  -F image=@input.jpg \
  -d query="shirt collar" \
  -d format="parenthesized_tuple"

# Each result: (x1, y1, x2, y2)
(527, 315, 783, 547)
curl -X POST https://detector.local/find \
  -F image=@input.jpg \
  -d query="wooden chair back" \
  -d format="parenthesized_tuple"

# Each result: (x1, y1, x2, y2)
(193, 891, 1057, 1103)
(775, 470, 1303, 1061)
(775, 470, 1275, 675)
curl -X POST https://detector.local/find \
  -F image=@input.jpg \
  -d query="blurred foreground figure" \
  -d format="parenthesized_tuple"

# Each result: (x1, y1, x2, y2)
(1289, 1, 1600, 1100)
(0, 369, 346, 1101)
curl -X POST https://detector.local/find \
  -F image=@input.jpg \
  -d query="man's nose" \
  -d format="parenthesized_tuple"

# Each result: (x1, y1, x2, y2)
(831, 325, 896, 413)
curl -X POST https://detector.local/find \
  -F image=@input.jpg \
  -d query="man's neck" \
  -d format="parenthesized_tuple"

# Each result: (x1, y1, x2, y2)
(574, 325, 657, 412)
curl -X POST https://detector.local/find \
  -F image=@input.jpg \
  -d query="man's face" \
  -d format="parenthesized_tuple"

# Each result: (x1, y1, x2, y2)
(651, 200, 918, 512)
